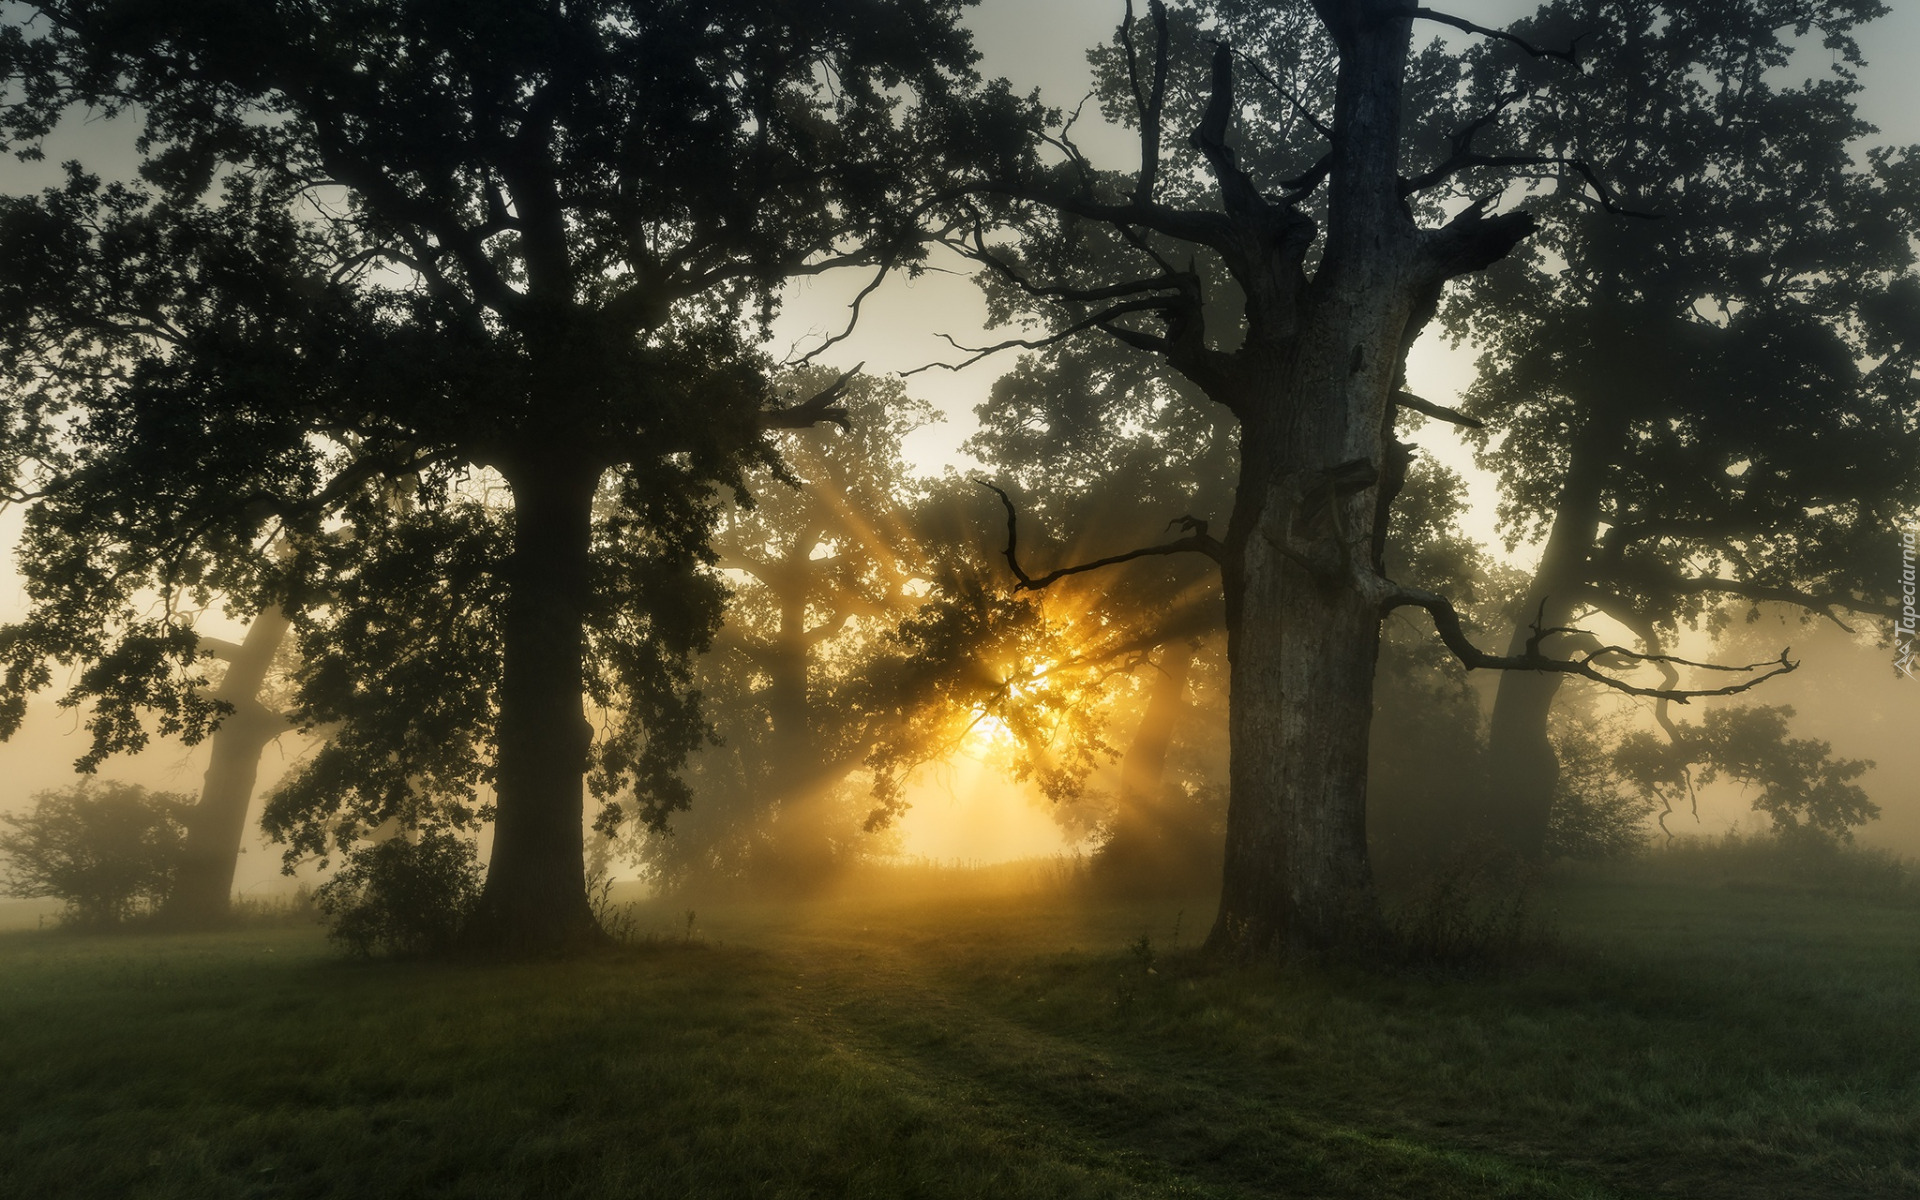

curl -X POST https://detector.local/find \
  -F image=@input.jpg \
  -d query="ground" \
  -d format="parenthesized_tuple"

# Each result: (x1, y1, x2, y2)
(3, 858, 1917, 1199)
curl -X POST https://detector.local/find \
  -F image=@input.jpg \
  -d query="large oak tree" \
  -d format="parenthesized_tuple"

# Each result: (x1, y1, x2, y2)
(0, 0, 1028, 951)
(1442, 0, 1920, 856)
(950, 0, 1792, 956)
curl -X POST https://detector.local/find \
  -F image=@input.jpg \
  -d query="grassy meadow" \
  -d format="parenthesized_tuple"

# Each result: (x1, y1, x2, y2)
(4, 852, 1919, 1199)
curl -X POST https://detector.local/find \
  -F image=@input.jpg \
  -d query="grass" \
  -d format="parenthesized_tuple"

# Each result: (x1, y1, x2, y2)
(4, 854, 1919, 1198)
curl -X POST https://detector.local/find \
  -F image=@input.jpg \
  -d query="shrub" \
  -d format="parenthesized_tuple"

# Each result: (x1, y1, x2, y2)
(1547, 720, 1657, 861)
(1383, 842, 1549, 970)
(314, 830, 482, 957)
(0, 780, 191, 928)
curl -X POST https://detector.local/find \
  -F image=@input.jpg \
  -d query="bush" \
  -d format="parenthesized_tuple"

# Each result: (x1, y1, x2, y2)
(313, 830, 482, 957)
(1546, 719, 1657, 861)
(0, 780, 191, 928)
(1382, 842, 1549, 971)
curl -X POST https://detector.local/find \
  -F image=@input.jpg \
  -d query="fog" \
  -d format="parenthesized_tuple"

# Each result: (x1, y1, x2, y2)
(0, 0, 1916, 906)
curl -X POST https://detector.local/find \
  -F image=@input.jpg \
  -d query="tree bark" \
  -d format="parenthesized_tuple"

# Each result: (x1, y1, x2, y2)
(1204, 4, 1421, 959)
(1209, 360, 1402, 958)
(462, 454, 604, 953)
(163, 605, 292, 926)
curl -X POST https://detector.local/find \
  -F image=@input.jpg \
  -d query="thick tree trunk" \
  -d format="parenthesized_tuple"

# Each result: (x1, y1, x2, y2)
(1482, 601, 1575, 858)
(163, 605, 291, 926)
(1210, 440, 1391, 958)
(1202, 6, 1421, 959)
(463, 455, 604, 953)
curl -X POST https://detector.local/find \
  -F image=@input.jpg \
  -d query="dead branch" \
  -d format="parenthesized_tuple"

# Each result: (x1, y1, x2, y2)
(901, 298, 1175, 375)
(1123, 0, 1172, 205)
(979, 481, 1222, 591)
(1405, 8, 1587, 66)
(1392, 389, 1483, 429)
(1381, 583, 1797, 702)
(763, 363, 862, 430)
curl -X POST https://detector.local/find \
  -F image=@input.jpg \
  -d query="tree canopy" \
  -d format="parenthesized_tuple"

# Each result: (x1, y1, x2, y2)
(0, 0, 1033, 950)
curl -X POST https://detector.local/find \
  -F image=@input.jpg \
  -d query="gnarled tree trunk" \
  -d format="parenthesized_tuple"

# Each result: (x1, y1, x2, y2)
(163, 605, 292, 926)
(1210, 331, 1410, 958)
(1205, 6, 1436, 959)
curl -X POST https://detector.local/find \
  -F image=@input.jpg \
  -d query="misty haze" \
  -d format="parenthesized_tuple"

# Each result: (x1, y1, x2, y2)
(1, 1, 1917, 1196)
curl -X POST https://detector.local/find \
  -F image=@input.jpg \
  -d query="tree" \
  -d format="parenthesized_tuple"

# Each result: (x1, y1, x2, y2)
(1366, 455, 1525, 877)
(649, 375, 1147, 894)
(1444, 0, 1920, 858)
(646, 370, 940, 891)
(0, 779, 190, 926)
(1614, 705, 1877, 846)
(163, 604, 297, 926)
(940, 0, 1789, 957)
(0, 0, 1030, 952)
(963, 339, 1233, 890)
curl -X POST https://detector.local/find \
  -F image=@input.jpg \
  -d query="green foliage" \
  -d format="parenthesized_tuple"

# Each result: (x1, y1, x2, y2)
(0, 1, 1038, 914)
(312, 831, 482, 958)
(1446, 0, 1920, 627)
(1545, 714, 1660, 861)
(0, 780, 190, 927)
(1614, 705, 1878, 845)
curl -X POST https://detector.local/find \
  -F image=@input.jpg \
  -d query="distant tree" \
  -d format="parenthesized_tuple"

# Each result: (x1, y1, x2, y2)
(648, 370, 1143, 894)
(0, 780, 190, 927)
(1367, 456, 1526, 878)
(647, 371, 940, 890)
(1613, 705, 1877, 846)
(0, 1, 1031, 952)
(965, 338, 1232, 892)
(163, 604, 297, 926)
(1443, 0, 1920, 857)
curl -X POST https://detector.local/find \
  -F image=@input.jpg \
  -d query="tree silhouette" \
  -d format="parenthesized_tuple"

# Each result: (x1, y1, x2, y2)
(164, 603, 297, 926)
(941, 0, 1797, 956)
(1443, 0, 1920, 857)
(646, 371, 941, 891)
(0, 0, 1028, 951)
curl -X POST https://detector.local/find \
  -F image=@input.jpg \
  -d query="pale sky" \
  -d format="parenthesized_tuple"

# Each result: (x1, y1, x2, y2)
(2, 1, 1917, 867)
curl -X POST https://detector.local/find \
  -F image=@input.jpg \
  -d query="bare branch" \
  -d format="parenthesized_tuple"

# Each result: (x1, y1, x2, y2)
(1123, 0, 1172, 205)
(1381, 583, 1798, 702)
(1399, 88, 1526, 195)
(789, 256, 894, 366)
(1406, 7, 1586, 65)
(978, 481, 1222, 591)
(1422, 196, 1540, 282)
(763, 362, 863, 430)
(979, 181, 1236, 252)
(1243, 55, 1334, 142)
(1191, 40, 1266, 216)
(900, 299, 1174, 375)
(1392, 389, 1483, 429)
